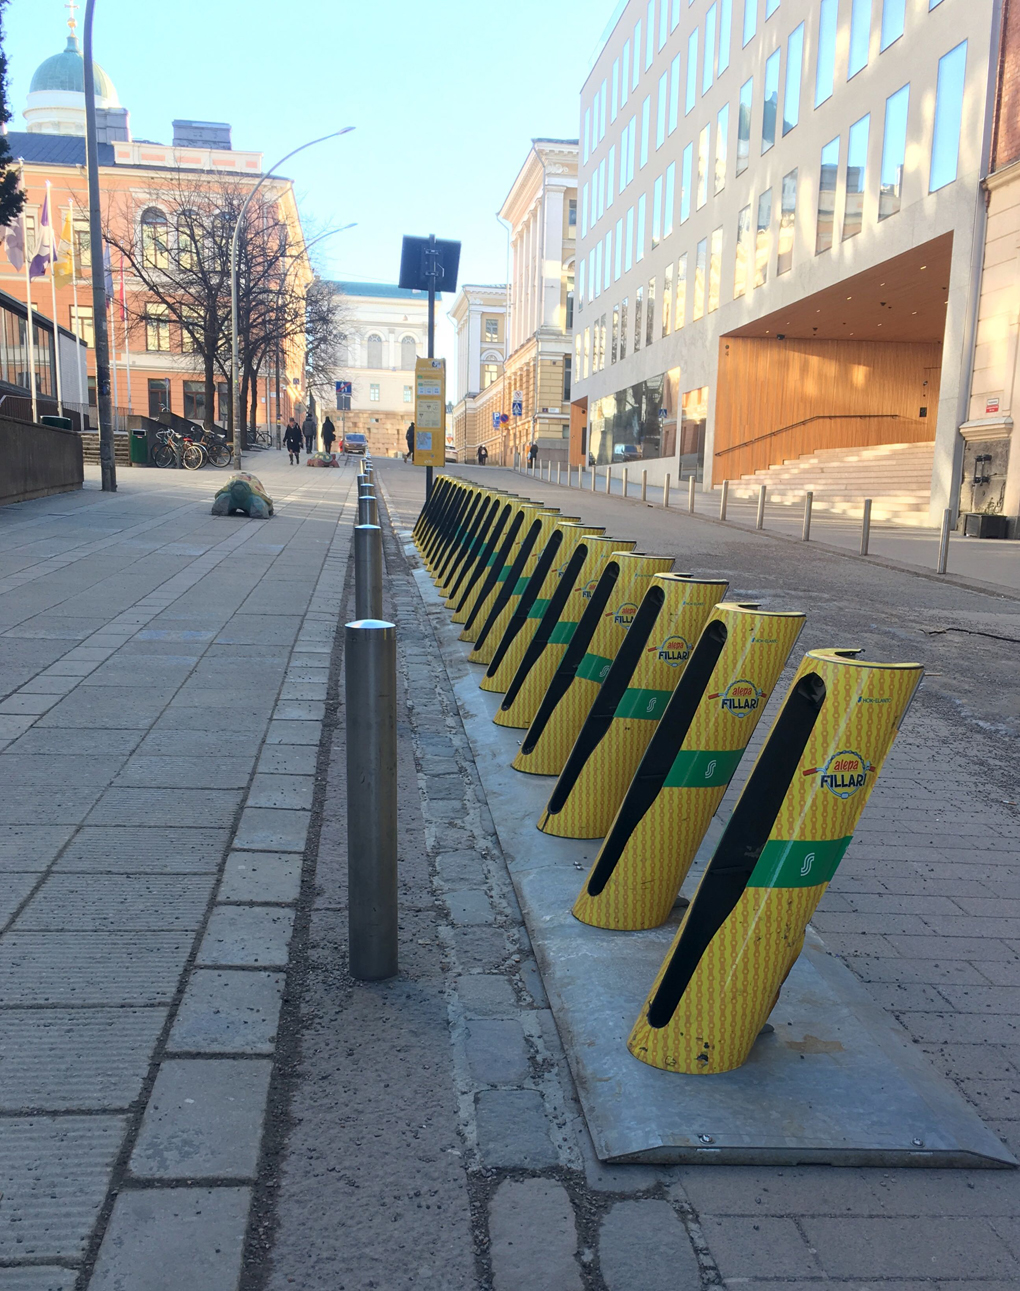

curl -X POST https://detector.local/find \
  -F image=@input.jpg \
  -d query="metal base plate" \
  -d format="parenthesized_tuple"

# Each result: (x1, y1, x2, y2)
(415, 568, 1016, 1168)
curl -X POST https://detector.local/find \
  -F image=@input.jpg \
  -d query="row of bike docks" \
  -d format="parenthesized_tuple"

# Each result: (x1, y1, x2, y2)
(413, 475, 924, 1078)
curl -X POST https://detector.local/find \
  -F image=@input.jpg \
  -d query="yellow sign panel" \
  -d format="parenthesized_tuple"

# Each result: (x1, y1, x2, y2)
(414, 358, 447, 469)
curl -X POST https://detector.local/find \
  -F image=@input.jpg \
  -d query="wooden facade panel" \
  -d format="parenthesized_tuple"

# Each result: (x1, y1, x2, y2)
(714, 338, 941, 480)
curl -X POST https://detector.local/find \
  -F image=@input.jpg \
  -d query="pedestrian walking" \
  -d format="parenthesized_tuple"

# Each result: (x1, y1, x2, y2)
(405, 421, 415, 462)
(321, 416, 336, 456)
(284, 417, 303, 465)
(477, 444, 488, 466)
(302, 413, 316, 455)
(528, 441, 538, 467)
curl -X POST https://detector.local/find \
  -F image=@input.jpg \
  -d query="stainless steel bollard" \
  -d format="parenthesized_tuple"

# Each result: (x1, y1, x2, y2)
(622, 467, 628, 498)
(346, 619, 398, 981)
(641, 469, 648, 502)
(358, 493, 378, 526)
(860, 498, 872, 556)
(556, 461, 561, 486)
(937, 508, 951, 574)
(605, 465, 612, 495)
(354, 524, 384, 620)
(688, 474, 696, 514)
(719, 478, 729, 520)
(802, 491, 813, 541)
(591, 465, 597, 492)
(755, 484, 767, 530)
(663, 473, 671, 508)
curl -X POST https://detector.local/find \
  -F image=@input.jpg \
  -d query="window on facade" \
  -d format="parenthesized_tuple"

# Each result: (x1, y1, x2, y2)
(69, 304, 94, 347)
(734, 203, 752, 295)
(367, 334, 383, 367)
(657, 73, 668, 148)
(708, 227, 722, 312)
(715, 103, 729, 192)
(145, 303, 170, 351)
(719, 0, 732, 71)
(669, 54, 681, 132)
(595, 243, 603, 298)
(612, 306, 620, 362)
(148, 378, 171, 417)
(564, 354, 573, 400)
(625, 207, 635, 271)
(584, 109, 591, 163)
(636, 193, 647, 261)
(569, 199, 577, 229)
(646, 0, 656, 65)
(675, 253, 688, 329)
(626, 117, 638, 188)
(217, 381, 229, 423)
(815, 0, 837, 106)
(141, 208, 169, 270)
(180, 306, 201, 353)
(600, 77, 608, 138)
(634, 285, 644, 351)
(704, 4, 717, 94)
(930, 40, 967, 192)
(664, 162, 676, 237)
(582, 183, 589, 237)
(605, 231, 613, 291)
(693, 239, 707, 320)
(778, 168, 797, 272)
(583, 327, 591, 379)
(641, 97, 651, 167)
(743, 0, 757, 46)
(646, 278, 656, 345)
(766, 0, 780, 14)
(579, 259, 586, 308)
(880, 0, 904, 50)
(783, 23, 804, 134)
(879, 84, 909, 217)
(183, 380, 206, 422)
(737, 77, 753, 173)
(622, 39, 631, 105)
(762, 48, 780, 151)
(634, 20, 643, 86)
(177, 212, 200, 270)
(620, 298, 629, 359)
(612, 60, 620, 121)
(484, 317, 499, 342)
(672, 0, 682, 28)
(681, 143, 693, 221)
(615, 217, 624, 278)
(848, 0, 871, 77)
(369, 383, 380, 401)
(697, 125, 710, 207)
(659, 0, 670, 45)
(652, 176, 663, 247)
(815, 137, 840, 251)
(686, 29, 698, 113)
(755, 189, 772, 285)
(404, 383, 415, 401)
(843, 115, 869, 237)
(663, 261, 674, 335)
(73, 218, 91, 269)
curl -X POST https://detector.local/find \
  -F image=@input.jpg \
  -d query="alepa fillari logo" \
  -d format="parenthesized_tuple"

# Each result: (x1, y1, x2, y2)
(712, 678, 763, 718)
(580, 578, 601, 600)
(811, 748, 873, 800)
(648, 634, 691, 667)
(611, 601, 639, 626)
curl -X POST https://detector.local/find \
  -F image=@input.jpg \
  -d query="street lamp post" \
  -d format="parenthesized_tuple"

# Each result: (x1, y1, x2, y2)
(230, 129, 354, 471)
(83, 0, 115, 490)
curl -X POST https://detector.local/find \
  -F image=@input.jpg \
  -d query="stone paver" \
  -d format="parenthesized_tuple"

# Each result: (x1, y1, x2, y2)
(599, 1201, 700, 1291)
(488, 1178, 582, 1291)
(167, 969, 285, 1054)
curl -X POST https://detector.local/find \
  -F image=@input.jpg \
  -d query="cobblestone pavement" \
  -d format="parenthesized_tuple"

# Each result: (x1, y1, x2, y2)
(0, 452, 355, 1290)
(4, 451, 1020, 1290)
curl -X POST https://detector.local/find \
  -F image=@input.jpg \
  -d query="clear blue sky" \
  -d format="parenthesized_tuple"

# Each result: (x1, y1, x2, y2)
(8, 0, 611, 362)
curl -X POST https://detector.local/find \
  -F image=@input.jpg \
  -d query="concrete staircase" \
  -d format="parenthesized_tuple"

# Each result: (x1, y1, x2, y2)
(79, 432, 131, 467)
(720, 442, 935, 526)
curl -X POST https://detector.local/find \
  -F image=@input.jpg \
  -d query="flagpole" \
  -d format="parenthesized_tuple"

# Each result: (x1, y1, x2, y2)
(20, 203, 37, 425)
(45, 182, 64, 416)
(69, 197, 86, 411)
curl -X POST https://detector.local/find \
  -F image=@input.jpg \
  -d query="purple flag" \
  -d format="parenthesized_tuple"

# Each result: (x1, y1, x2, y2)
(29, 189, 56, 280)
(3, 221, 24, 272)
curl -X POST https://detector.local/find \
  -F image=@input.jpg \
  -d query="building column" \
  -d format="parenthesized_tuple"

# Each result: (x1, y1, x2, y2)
(542, 186, 566, 331)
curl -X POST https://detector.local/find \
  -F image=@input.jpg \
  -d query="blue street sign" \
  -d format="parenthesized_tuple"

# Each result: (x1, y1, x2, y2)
(492, 411, 501, 428)
(336, 381, 352, 396)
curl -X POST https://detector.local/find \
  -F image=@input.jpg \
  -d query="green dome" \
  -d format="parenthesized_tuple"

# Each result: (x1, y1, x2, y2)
(29, 34, 117, 101)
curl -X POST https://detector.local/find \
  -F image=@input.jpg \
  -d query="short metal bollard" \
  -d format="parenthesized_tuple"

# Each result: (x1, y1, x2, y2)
(622, 467, 628, 498)
(719, 478, 729, 521)
(756, 484, 767, 531)
(860, 499, 872, 556)
(936, 508, 952, 574)
(345, 618, 398, 981)
(354, 524, 384, 620)
(591, 465, 597, 492)
(358, 493, 378, 526)
(663, 473, 671, 509)
(802, 491, 813, 541)
(688, 474, 696, 514)
(605, 465, 612, 495)
(556, 461, 561, 486)
(641, 469, 648, 503)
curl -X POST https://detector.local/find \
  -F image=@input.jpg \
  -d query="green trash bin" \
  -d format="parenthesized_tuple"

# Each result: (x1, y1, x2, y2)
(130, 428, 149, 466)
(40, 415, 72, 430)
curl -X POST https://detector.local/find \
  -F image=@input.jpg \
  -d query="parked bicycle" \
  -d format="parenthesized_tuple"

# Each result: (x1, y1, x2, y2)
(152, 427, 231, 470)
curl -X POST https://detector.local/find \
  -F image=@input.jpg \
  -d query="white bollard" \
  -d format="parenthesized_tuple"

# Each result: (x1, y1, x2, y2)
(663, 474, 671, 508)
(605, 465, 612, 495)
(719, 478, 729, 521)
(688, 474, 696, 514)
(622, 467, 628, 498)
